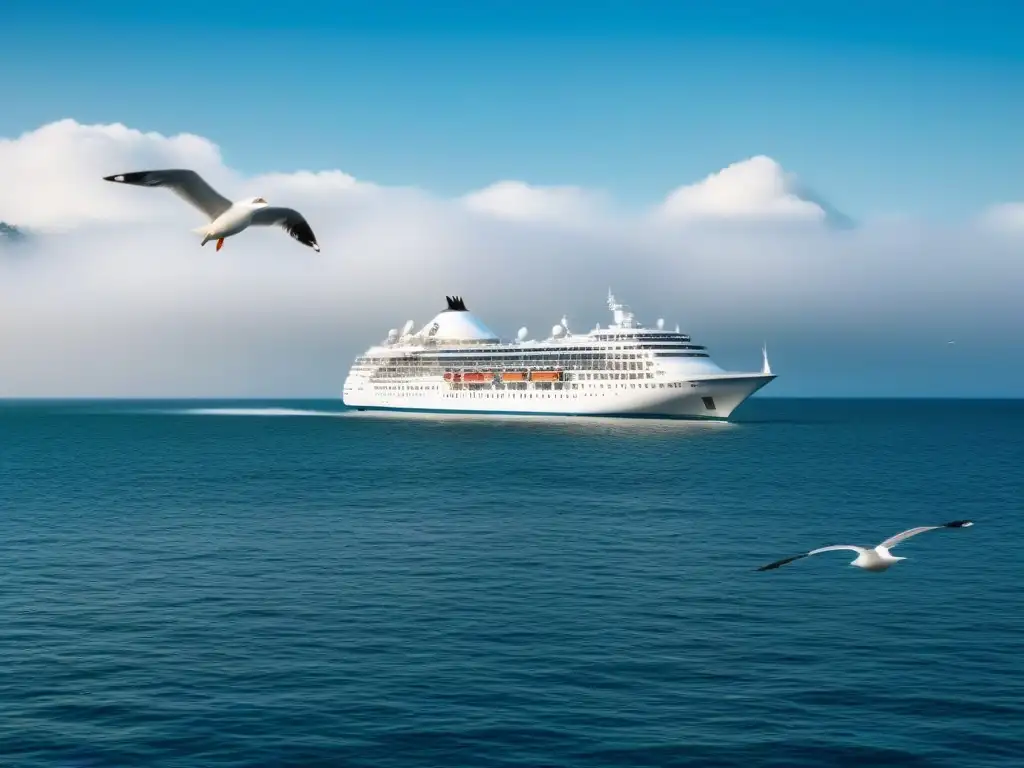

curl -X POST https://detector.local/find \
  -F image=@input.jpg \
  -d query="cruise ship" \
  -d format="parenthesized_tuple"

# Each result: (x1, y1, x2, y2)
(341, 291, 776, 420)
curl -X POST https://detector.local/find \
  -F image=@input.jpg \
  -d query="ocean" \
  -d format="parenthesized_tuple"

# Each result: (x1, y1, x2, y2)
(1, 398, 1022, 767)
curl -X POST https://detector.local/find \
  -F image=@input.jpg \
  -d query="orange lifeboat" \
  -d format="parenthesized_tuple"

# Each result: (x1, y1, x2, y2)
(529, 370, 562, 382)
(443, 371, 462, 382)
(462, 372, 488, 383)
(501, 371, 526, 382)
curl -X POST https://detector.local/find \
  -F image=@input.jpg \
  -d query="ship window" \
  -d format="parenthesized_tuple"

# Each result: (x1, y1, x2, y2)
(702, 396, 716, 410)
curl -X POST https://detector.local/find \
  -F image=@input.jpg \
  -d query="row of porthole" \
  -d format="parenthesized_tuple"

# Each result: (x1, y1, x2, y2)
(365, 380, 692, 392)
(443, 392, 581, 399)
(373, 381, 691, 393)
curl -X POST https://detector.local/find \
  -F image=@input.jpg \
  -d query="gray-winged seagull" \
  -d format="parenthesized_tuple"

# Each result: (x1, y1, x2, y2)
(102, 168, 319, 253)
(757, 519, 974, 572)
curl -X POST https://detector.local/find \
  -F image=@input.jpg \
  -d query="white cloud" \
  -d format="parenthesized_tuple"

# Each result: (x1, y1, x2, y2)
(656, 155, 827, 223)
(1, 119, 1022, 398)
(978, 202, 1024, 234)
(461, 180, 606, 224)
(0, 119, 230, 229)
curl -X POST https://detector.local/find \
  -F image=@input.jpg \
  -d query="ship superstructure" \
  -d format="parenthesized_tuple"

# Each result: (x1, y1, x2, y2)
(341, 291, 776, 419)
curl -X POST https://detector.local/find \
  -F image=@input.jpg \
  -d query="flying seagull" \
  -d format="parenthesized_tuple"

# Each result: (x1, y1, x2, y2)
(102, 169, 319, 253)
(756, 519, 974, 573)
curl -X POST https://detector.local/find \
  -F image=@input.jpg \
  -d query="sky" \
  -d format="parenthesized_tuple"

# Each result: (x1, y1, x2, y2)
(1, 1, 1022, 398)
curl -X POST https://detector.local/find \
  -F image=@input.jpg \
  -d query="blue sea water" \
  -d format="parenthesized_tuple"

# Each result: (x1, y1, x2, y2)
(1, 398, 1022, 767)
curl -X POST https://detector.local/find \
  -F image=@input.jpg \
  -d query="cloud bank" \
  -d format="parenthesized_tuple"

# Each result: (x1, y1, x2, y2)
(1, 119, 1022, 398)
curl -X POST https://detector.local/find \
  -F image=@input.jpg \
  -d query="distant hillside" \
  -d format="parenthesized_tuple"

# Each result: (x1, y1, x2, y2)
(0, 222, 27, 242)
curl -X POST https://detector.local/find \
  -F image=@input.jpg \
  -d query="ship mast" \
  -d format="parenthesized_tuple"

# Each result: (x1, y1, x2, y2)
(606, 288, 638, 329)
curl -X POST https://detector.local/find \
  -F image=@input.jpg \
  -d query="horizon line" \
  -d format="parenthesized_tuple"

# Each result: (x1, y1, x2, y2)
(1, 395, 1021, 403)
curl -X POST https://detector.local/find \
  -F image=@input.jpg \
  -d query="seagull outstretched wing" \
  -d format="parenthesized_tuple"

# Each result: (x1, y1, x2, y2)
(756, 545, 866, 571)
(103, 169, 234, 220)
(878, 520, 973, 550)
(250, 206, 320, 252)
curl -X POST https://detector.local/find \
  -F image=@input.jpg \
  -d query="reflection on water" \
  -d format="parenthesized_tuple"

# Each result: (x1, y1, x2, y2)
(340, 408, 737, 435)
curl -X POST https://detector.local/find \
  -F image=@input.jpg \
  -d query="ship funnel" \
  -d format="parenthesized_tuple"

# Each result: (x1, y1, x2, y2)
(401, 319, 415, 336)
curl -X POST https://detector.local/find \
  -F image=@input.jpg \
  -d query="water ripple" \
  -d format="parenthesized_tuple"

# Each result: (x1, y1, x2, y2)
(1, 398, 1022, 767)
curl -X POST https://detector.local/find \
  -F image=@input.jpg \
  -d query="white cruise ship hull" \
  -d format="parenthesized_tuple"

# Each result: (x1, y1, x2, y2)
(343, 373, 775, 421)
(342, 292, 777, 422)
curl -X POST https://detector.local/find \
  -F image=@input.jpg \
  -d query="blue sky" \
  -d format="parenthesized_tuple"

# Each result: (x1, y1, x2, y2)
(1, 1, 1023, 399)
(4, 0, 1024, 220)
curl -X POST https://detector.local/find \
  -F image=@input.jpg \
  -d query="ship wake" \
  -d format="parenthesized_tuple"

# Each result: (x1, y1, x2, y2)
(172, 407, 346, 418)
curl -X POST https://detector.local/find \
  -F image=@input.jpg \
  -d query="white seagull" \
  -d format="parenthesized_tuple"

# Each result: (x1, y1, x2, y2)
(102, 169, 320, 253)
(756, 519, 974, 573)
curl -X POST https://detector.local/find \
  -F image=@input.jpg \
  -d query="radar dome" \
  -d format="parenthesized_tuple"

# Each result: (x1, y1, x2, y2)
(657, 318, 665, 330)
(552, 324, 565, 338)
(387, 328, 399, 341)
(517, 327, 528, 341)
